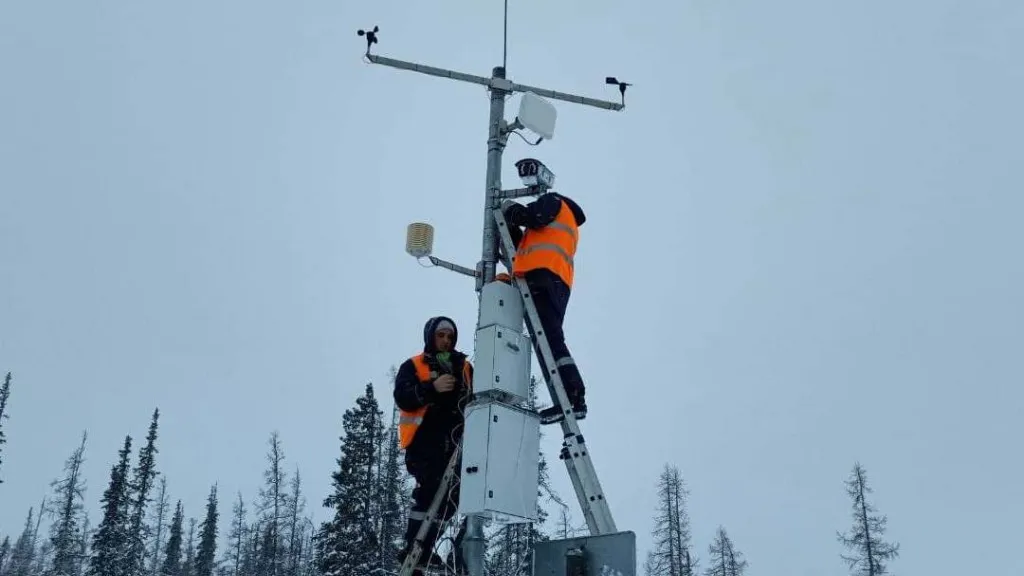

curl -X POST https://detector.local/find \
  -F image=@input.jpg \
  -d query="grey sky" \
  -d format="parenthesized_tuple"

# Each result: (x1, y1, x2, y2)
(2, 1, 1021, 574)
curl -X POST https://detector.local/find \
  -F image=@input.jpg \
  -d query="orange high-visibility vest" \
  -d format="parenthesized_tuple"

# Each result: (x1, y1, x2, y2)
(512, 198, 579, 287)
(397, 353, 473, 450)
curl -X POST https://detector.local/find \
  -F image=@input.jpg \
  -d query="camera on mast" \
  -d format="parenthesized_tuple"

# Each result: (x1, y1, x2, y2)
(515, 158, 555, 189)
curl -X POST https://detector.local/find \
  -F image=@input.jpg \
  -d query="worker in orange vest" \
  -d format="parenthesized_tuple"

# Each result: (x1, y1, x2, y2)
(393, 316, 473, 574)
(501, 191, 588, 424)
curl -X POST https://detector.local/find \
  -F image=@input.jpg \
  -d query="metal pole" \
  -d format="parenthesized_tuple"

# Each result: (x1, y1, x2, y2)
(463, 63, 511, 576)
(478, 66, 509, 288)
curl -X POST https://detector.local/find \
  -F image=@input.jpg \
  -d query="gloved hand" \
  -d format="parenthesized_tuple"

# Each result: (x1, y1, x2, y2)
(433, 374, 456, 393)
(501, 199, 518, 212)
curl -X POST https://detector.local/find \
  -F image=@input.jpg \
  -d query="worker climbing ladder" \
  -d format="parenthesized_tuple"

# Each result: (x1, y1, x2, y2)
(491, 206, 617, 535)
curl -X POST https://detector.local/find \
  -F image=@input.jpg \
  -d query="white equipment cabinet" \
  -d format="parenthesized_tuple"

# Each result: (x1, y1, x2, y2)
(473, 280, 532, 402)
(458, 278, 540, 522)
(457, 401, 540, 523)
(478, 279, 524, 328)
(473, 325, 532, 401)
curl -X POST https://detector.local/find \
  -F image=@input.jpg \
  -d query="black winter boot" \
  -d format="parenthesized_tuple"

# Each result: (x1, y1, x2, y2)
(538, 388, 587, 424)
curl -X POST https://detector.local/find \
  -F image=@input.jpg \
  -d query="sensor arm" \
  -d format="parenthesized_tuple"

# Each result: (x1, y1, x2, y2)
(365, 54, 623, 112)
(427, 256, 479, 278)
(511, 80, 623, 111)
(495, 186, 546, 200)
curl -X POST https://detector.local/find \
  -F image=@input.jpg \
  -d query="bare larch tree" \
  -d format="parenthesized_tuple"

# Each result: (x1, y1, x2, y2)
(645, 464, 697, 576)
(837, 462, 900, 576)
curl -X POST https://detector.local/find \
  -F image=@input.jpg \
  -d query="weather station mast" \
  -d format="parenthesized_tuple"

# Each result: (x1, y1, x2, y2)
(358, 6, 637, 575)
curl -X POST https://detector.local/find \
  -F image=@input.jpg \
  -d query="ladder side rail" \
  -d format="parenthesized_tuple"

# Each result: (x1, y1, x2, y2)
(507, 262, 615, 534)
(512, 267, 615, 534)
(398, 445, 463, 576)
(492, 208, 617, 535)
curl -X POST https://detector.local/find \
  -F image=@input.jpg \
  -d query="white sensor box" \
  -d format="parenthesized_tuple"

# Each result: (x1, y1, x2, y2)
(479, 280, 524, 331)
(473, 325, 532, 401)
(458, 401, 540, 524)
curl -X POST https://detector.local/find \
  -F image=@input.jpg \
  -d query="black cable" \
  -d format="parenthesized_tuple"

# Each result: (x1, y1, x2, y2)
(510, 130, 541, 146)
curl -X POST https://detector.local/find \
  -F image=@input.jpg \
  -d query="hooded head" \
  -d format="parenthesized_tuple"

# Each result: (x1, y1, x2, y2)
(422, 315, 458, 354)
(550, 192, 587, 227)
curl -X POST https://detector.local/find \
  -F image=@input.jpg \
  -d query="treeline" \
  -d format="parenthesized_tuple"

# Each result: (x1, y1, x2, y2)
(641, 462, 900, 576)
(0, 403, 318, 576)
(0, 370, 900, 576)
(0, 372, 571, 576)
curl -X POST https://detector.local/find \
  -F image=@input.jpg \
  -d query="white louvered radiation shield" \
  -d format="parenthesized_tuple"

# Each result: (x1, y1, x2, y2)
(405, 222, 434, 258)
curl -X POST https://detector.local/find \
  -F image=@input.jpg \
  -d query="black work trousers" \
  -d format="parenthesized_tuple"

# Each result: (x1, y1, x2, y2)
(402, 447, 465, 569)
(522, 268, 586, 402)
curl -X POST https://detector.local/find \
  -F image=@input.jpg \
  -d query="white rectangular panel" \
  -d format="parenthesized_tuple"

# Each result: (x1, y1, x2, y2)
(479, 280, 524, 331)
(473, 324, 531, 401)
(458, 401, 540, 523)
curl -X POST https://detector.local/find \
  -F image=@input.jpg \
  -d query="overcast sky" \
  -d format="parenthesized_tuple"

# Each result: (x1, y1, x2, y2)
(2, 1, 1022, 574)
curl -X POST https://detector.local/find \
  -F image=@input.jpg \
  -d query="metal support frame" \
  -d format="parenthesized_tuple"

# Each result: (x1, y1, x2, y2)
(363, 34, 624, 576)
(427, 256, 479, 278)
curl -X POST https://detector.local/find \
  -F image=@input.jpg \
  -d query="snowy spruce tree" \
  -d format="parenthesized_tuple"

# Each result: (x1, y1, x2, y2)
(703, 526, 746, 576)
(7, 507, 39, 576)
(837, 462, 900, 576)
(47, 432, 89, 576)
(283, 470, 308, 576)
(360, 385, 385, 562)
(0, 535, 11, 574)
(374, 370, 406, 573)
(127, 409, 161, 576)
(253, 432, 290, 576)
(148, 476, 171, 576)
(644, 463, 697, 576)
(159, 502, 184, 576)
(35, 539, 55, 576)
(314, 383, 382, 576)
(193, 486, 219, 576)
(89, 436, 134, 576)
(74, 516, 92, 576)
(0, 372, 11, 484)
(182, 519, 197, 576)
(238, 515, 260, 576)
(219, 493, 247, 576)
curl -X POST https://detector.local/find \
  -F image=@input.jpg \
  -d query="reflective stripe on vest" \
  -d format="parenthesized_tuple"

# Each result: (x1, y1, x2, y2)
(512, 199, 578, 287)
(397, 353, 473, 450)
